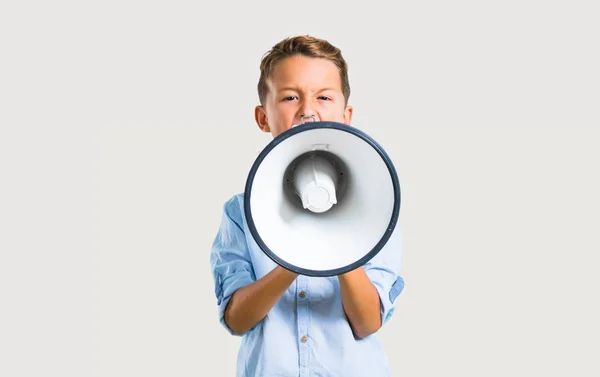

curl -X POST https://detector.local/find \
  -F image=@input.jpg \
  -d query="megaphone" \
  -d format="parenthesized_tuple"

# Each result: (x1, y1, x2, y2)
(244, 121, 400, 277)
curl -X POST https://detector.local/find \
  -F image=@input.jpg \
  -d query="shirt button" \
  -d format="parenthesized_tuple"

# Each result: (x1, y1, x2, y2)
(301, 336, 308, 343)
(299, 291, 306, 298)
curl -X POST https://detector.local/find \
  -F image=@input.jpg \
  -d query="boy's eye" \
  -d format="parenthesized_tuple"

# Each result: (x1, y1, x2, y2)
(318, 96, 332, 101)
(283, 96, 298, 101)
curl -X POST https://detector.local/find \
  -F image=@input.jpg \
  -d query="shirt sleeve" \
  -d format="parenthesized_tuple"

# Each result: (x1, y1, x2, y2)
(210, 195, 256, 336)
(363, 220, 405, 326)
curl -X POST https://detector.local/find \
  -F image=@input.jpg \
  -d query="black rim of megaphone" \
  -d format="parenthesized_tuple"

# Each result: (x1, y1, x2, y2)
(244, 121, 401, 277)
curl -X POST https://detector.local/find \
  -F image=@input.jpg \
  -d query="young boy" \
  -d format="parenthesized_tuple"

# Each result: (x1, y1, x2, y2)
(210, 35, 404, 377)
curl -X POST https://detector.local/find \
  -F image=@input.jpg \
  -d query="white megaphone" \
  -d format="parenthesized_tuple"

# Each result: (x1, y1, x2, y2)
(244, 121, 400, 277)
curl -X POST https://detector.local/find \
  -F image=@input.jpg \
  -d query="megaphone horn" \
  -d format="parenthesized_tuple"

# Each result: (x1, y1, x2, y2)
(244, 121, 400, 277)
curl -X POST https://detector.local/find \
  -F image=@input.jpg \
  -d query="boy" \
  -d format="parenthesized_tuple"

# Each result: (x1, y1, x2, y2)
(210, 35, 404, 377)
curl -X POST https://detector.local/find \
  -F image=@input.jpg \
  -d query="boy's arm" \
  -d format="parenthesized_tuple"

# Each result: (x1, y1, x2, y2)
(338, 267, 383, 339)
(224, 266, 298, 335)
(340, 220, 404, 339)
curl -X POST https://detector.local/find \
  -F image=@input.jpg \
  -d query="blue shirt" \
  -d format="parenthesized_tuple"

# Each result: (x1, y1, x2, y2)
(210, 194, 405, 377)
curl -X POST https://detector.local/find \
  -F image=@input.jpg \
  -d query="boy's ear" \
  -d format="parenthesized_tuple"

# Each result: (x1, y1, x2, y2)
(255, 106, 270, 133)
(344, 105, 354, 125)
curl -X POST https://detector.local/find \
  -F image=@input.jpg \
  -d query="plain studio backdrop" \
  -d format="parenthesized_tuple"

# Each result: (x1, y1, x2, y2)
(1, 1, 598, 376)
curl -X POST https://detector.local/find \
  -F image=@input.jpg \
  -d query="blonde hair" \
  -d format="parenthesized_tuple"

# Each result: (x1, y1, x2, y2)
(257, 35, 351, 106)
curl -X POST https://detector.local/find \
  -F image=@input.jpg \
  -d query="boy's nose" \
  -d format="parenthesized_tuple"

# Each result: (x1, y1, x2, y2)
(299, 100, 319, 119)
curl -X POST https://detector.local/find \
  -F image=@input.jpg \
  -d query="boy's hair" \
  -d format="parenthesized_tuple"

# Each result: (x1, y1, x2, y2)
(257, 35, 351, 106)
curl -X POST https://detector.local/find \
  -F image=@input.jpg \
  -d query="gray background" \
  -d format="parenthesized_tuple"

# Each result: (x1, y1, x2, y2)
(1, 1, 599, 376)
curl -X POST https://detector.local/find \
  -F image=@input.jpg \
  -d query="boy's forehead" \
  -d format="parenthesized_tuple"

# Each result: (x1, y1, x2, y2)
(267, 56, 342, 91)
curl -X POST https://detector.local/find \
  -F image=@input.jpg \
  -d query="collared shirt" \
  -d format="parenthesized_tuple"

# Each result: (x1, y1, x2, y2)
(210, 194, 404, 377)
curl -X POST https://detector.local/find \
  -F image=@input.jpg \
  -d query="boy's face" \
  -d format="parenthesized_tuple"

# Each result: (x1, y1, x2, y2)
(255, 55, 353, 138)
